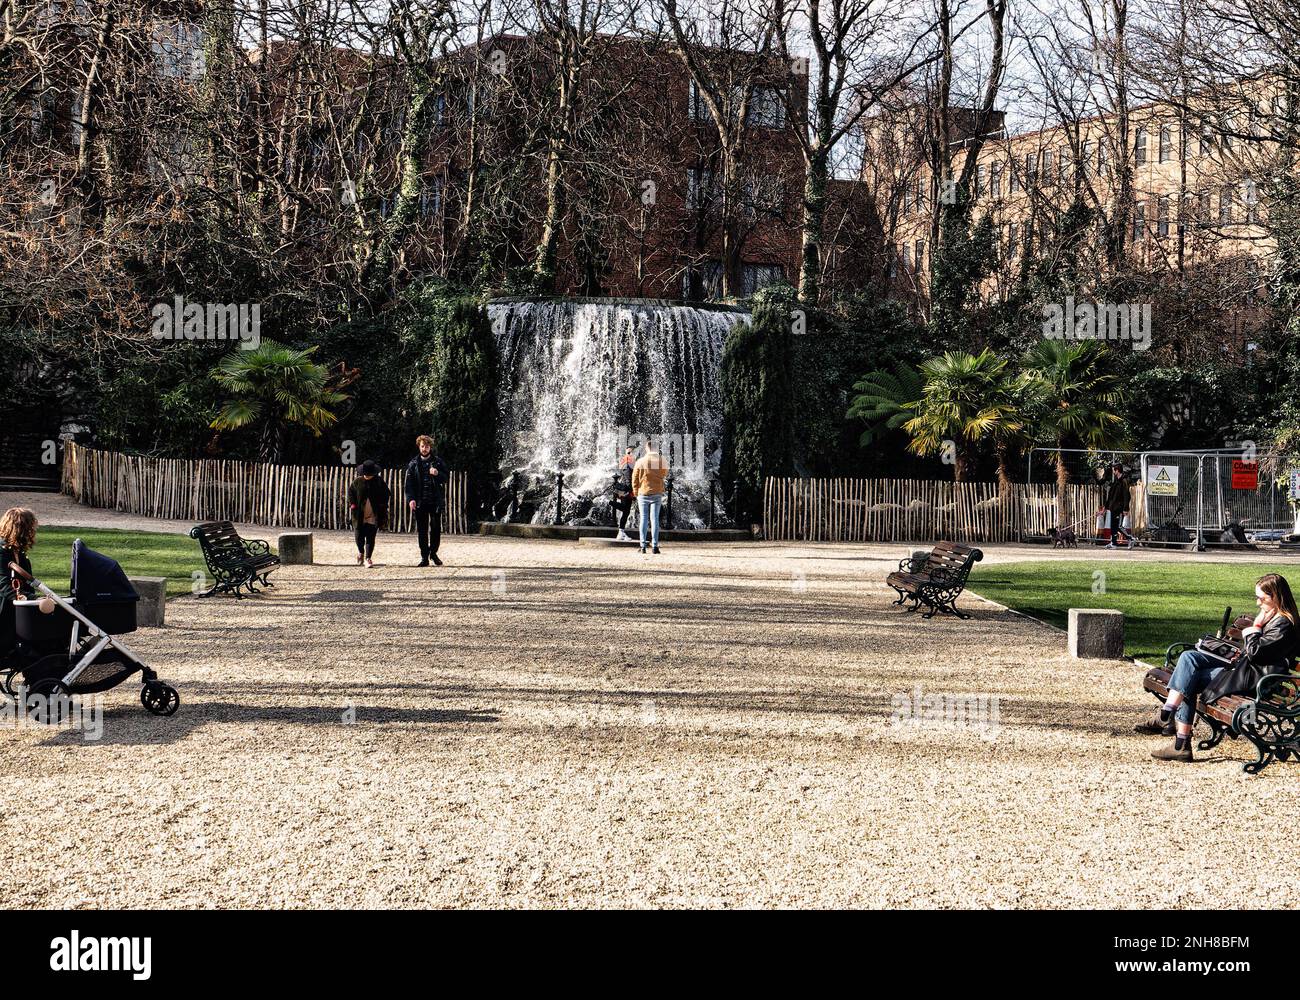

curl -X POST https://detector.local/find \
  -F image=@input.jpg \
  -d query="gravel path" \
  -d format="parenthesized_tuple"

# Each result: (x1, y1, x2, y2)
(4, 491, 1300, 908)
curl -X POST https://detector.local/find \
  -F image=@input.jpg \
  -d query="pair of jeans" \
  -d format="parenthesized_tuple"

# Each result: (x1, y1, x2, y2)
(1169, 648, 1228, 725)
(637, 493, 663, 549)
(414, 506, 441, 559)
(355, 523, 378, 558)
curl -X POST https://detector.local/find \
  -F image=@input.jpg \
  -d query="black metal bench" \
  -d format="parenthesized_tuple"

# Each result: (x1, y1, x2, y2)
(1143, 648, 1300, 775)
(190, 521, 280, 598)
(886, 541, 984, 619)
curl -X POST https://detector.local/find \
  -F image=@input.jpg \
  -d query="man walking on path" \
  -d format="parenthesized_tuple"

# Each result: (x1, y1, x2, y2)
(1104, 461, 1133, 550)
(404, 434, 449, 566)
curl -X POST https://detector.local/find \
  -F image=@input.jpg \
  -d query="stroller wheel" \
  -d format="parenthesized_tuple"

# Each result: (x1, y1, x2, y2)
(1, 669, 19, 699)
(141, 681, 180, 717)
(25, 678, 71, 721)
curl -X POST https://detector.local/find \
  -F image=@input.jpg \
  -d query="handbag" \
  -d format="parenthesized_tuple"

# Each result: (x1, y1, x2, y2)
(1095, 510, 1111, 532)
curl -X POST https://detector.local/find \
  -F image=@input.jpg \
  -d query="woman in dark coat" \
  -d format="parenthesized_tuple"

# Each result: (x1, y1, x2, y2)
(347, 461, 390, 569)
(1, 507, 38, 658)
(1139, 573, 1299, 761)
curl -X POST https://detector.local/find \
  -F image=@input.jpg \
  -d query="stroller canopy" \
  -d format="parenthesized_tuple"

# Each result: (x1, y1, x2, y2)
(70, 539, 139, 604)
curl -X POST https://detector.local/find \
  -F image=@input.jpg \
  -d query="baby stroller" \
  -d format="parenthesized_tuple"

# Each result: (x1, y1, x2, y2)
(2, 540, 179, 715)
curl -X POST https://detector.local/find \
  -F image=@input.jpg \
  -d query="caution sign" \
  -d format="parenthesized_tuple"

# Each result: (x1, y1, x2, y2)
(1148, 465, 1179, 497)
(1232, 460, 1259, 490)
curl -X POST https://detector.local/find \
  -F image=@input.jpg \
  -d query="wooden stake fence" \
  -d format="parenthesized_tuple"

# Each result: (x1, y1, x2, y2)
(762, 476, 1108, 543)
(61, 443, 469, 534)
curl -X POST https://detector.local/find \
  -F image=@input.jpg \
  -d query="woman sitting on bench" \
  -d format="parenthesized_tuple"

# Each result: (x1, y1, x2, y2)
(1138, 573, 1299, 762)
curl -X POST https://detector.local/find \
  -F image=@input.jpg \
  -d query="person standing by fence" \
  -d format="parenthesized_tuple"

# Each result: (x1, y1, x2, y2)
(1104, 462, 1134, 549)
(348, 460, 390, 569)
(632, 439, 670, 555)
(404, 435, 449, 567)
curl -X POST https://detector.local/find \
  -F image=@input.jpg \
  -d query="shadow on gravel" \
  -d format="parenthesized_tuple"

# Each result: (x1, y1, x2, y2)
(35, 701, 501, 747)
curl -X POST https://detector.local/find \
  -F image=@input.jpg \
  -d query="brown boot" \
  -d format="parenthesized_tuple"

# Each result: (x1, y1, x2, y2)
(1152, 739, 1194, 762)
(1134, 712, 1175, 736)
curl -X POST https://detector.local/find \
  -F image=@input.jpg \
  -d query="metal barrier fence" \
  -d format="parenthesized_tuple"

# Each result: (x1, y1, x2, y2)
(1028, 446, 1293, 546)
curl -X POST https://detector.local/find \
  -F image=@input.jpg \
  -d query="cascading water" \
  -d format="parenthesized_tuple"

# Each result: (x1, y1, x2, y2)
(488, 298, 750, 529)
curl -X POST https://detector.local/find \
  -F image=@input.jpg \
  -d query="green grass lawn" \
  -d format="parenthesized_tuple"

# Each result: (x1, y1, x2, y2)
(24, 527, 215, 599)
(968, 559, 1284, 663)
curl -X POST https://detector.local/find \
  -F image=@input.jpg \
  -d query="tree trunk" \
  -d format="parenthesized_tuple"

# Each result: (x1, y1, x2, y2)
(799, 145, 829, 303)
(1055, 450, 1071, 529)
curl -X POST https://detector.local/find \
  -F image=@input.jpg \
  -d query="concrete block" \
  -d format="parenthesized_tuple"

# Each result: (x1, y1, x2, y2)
(1069, 608, 1125, 659)
(277, 532, 313, 566)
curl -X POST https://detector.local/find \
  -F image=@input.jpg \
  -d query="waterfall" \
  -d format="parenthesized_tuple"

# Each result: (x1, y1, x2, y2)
(488, 298, 750, 528)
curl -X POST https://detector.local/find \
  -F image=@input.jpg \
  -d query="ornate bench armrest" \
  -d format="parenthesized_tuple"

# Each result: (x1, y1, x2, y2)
(1255, 672, 1300, 714)
(1164, 642, 1196, 669)
(244, 539, 271, 555)
(897, 557, 925, 572)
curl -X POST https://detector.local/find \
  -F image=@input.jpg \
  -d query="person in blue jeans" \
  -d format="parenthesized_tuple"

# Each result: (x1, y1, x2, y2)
(631, 441, 670, 555)
(1137, 573, 1299, 761)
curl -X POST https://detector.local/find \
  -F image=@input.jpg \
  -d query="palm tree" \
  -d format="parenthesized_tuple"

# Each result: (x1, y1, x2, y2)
(847, 362, 924, 447)
(903, 349, 1024, 483)
(210, 340, 348, 462)
(1023, 339, 1127, 527)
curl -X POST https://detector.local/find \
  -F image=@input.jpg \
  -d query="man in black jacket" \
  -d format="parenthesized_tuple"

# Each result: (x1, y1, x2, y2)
(1104, 462, 1133, 549)
(404, 435, 449, 566)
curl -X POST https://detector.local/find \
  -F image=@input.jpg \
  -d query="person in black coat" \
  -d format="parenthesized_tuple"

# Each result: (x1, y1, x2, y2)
(403, 434, 449, 566)
(1, 507, 38, 660)
(1139, 573, 1299, 761)
(1104, 462, 1133, 549)
(347, 460, 390, 569)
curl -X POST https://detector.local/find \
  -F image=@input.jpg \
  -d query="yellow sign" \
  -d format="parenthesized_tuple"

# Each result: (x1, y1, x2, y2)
(1148, 465, 1179, 497)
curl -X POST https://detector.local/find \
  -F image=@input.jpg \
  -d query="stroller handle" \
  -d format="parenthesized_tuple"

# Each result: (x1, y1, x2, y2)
(8, 560, 33, 582)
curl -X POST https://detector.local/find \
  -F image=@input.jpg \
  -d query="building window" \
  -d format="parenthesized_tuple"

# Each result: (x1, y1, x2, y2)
(916, 178, 926, 211)
(1081, 140, 1094, 177)
(888, 247, 898, 279)
(682, 260, 724, 300)
(746, 87, 786, 130)
(1158, 125, 1172, 163)
(743, 174, 783, 214)
(419, 178, 443, 220)
(688, 81, 711, 122)
(1009, 166, 1019, 193)
(1007, 221, 1018, 256)
(1220, 184, 1234, 224)
(914, 240, 925, 272)
(1156, 195, 1171, 238)
(1059, 147, 1069, 185)
(1134, 126, 1148, 165)
(901, 243, 911, 269)
(1243, 177, 1259, 223)
(975, 163, 985, 199)
(1132, 201, 1146, 241)
(1198, 189, 1212, 225)
(1200, 122, 1213, 155)
(1097, 140, 1109, 174)
(687, 167, 718, 212)
(1024, 151, 1037, 183)
(742, 263, 785, 295)
(1041, 149, 1054, 186)
(990, 163, 1002, 198)
(902, 184, 911, 215)
(153, 21, 206, 80)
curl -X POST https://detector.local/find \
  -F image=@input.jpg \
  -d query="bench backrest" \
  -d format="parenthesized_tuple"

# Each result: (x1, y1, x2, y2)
(193, 521, 251, 558)
(921, 542, 983, 580)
